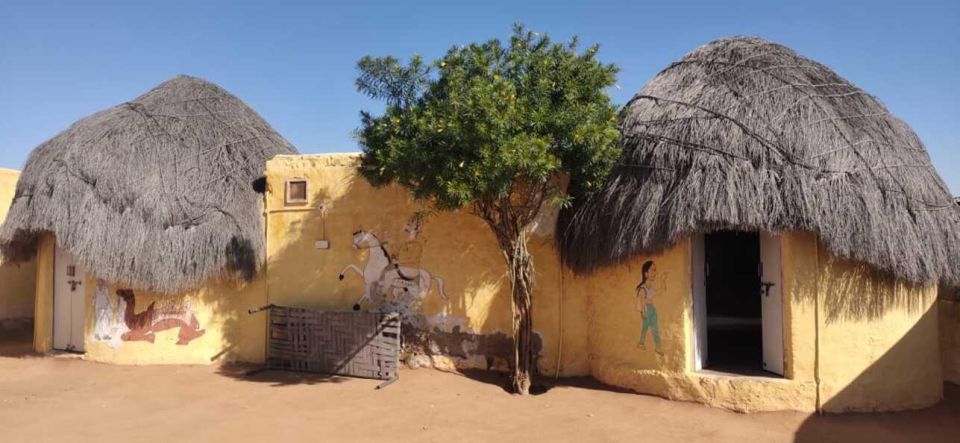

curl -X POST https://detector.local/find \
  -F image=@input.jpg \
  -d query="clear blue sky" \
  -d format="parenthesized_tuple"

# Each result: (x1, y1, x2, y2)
(1, 0, 957, 194)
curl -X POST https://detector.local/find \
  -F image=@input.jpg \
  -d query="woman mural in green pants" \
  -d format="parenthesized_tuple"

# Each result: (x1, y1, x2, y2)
(636, 260, 663, 355)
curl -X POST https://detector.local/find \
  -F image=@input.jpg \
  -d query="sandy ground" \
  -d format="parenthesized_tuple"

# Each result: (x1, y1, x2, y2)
(0, 327, 957, 443)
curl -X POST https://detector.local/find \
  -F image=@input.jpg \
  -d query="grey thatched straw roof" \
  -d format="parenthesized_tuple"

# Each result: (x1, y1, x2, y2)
(561, 37, 960, 286)
(0, 75, 297, 293)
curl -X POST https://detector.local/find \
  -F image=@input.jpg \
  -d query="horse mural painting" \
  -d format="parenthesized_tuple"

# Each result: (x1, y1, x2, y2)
(338, 229, 447, 314)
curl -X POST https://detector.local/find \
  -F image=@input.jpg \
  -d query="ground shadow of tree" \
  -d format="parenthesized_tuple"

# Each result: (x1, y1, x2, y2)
(216, 362, 350, 387)
(457, 367, 634, 396)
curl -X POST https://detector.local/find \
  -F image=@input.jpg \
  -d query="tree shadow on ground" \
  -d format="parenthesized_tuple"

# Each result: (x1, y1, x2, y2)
(457, 368, 635, 396)
(217, 361, 351, 387)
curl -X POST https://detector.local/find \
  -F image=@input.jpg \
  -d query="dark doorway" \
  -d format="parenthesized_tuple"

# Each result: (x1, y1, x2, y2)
(704, 230, 762, 373)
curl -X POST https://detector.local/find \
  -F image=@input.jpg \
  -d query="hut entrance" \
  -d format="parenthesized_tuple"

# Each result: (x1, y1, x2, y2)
(692, 231, 783, 376)
(53, 246, 87, 352)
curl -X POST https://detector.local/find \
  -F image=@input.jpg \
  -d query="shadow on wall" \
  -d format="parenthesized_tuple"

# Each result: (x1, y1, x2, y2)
(193, 277, 253, 364)
(820, 303, 941, 412)
(813, 253, 943, 414)
(784, 236, 932, 325)
(793, 328, 958, 442)
(262, 160, 536, 373)
(940, 284, 960, 303)
(940, 297, 960, 385)
(0, 258, 37, 321)
(818, 259, 930, 324)
(0, 318, 35, 357)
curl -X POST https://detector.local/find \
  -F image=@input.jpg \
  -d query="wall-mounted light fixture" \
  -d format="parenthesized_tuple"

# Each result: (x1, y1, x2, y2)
(315, 201, 330, 249)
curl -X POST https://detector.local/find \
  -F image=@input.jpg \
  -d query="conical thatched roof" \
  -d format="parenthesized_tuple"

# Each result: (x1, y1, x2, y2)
(0, 75, 297, 293)
(561, 37, 960, 286)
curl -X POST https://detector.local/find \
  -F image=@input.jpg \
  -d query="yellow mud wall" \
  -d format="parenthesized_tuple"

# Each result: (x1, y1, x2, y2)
(263, 154, 589, 376)
(815, 246, 941, 412)
(574, 240, 693, 396)
(577, 234, 817, 412)
(261, 155, 941, 411)
(576, 231, 939, 412)
(33, 234, 55, 352)
(940, 298, 960, 384)
(33, 240, 267, 364)
(81, 275, 266, 365)
(0, 168, 37, 320)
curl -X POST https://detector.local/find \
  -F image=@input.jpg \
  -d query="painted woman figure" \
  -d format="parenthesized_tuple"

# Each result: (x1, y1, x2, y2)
(92, 279, 114, 342)
(92, 279, 128, 349)
(636, 260, 663, 355)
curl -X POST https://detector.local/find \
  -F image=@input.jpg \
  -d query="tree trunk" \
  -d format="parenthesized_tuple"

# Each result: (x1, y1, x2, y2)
(502, 230, 535, 395)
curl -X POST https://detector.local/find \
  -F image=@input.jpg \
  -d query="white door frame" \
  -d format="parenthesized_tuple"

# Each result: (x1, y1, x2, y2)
(53, 246, 86, 352)
(690, 235, 708, 370)
(759, 232, 785, 375)
(690, 232, 785, 375)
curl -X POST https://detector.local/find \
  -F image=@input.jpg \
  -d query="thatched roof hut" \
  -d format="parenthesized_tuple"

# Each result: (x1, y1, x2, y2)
(0, 75, 297, 293)
(561, 37, 960, 286)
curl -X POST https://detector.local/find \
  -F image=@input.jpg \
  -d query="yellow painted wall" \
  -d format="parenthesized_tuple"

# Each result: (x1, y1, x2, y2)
(81, 276, 266, 365)
(33, 234, 55, 352)
(941, 299, 960, 384)
(261, 154, 941, 411)
(578, 235, 817, 412)
(815, 245, 941, 412)
(263, 154, 590, 376)
(25, 151, 944, 413)
(0, 168, 37, 320)
(33, 240, 267, 364)
(576, 231, 940, 412)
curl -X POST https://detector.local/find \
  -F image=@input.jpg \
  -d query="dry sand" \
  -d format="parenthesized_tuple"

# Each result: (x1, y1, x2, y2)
(0, 327, 957, 443)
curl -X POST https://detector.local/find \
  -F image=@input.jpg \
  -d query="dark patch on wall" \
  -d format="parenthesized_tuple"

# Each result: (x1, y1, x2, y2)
(940, 283, 960, 302)
(251, 176, 267, 194)
(402, 323, 544, 372)
(225, 236, 256, 281)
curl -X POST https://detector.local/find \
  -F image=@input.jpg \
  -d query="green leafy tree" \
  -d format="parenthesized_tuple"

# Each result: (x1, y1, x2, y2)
(355, 25, 620, 394)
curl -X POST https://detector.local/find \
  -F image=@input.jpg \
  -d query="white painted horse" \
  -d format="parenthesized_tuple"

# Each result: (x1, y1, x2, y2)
(338, 230, 447, 310)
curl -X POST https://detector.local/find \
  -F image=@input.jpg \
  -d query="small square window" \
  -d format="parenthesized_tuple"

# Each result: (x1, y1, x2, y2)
(285, 179, 308, 206)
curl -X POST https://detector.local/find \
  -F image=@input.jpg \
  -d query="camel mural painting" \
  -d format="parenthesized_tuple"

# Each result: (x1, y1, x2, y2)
(91, 282, 205, 348)
(338, 221, 447, 316)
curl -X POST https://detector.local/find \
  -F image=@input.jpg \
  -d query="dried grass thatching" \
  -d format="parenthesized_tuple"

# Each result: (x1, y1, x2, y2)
(0, 75, 297, 293)
(561, 37, 960, 286)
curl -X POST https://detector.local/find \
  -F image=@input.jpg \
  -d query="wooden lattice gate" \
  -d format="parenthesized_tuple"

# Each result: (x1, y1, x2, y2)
(250, 305, 400, 383)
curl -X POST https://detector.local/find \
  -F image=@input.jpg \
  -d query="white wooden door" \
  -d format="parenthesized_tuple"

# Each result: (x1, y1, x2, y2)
(690, 234, 708, 370)
(53, 246, 86, 352)
(759, 232, 783, 375)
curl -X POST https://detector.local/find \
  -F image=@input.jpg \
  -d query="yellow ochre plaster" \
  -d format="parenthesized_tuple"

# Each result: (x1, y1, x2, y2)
(18, 153, 947, 413)
(0, 169, 36, 320)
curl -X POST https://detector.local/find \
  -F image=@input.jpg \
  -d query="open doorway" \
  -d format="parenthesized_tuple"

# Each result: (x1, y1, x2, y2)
(705, 231, 761, 372)
(691, 230, 783, 376)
